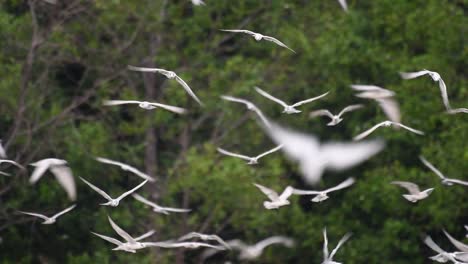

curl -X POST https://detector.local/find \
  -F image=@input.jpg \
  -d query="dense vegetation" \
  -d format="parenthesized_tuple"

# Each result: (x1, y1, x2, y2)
(0, 0, 466, 263)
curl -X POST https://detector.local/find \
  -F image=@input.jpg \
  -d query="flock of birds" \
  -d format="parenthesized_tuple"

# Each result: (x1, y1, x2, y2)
(2, 0, 467, 263)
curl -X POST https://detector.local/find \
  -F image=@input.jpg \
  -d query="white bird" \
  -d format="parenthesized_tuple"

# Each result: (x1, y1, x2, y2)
(103, 100, 186, 114)
(423, 236, 464, 264)
(127, 65, 203, 106)
(178, 232, 231, 249)
(264, 122, 384, 185)
(253, 184, 294, 210)
(337, 0, 348, 11)
(0, 159, 26, 170)
(80, 177, 148, 207)
(91, 229, 155, 253)
(29, 158, 76, 201)
(221, 95, 271, 127)
(391, 181, 434, 203)
(350, 85, 400, 123)
(353, 120, 424, 141)
(18, 204, 76, 225)
(132, 193, 191, 214)
(255, 86, 329, 114)
(443, 230, 468, 253)
(217, 145, 282, 165)
(227, 236, 294, 260)
(191, 0, 205, 6)
(310, 104, 363, 126)
(420, 156, 468, 187)
(292, 177, 355, 202)
(145, 241, 226, 250)
(96, 157, 156, 182)
(400, 70, 450, 110)
(0, 140, 6, 158)
(322, 228, 352, 264)
(219, 29, 295, 53)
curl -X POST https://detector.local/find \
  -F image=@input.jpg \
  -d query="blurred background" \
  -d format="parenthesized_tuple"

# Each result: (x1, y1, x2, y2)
(0, 0, 467, 263)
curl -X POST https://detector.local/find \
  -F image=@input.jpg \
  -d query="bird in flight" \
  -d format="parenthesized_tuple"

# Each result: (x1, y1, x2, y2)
(96, 157, 156, 182)
(219, 29, 295, 53)
(292, 177, 355, 202)
(253, 184, 295, 210)
(419, 156, 468, 187)
(18, 204, 76, 225)
(350, 85, 400, 123)
(217, 145, 282, 165)
(221, 95, 271, 127)
(310, 104, 363, 126)
(391, 181, 434, 203)
(128, 65, 203, 106)
(321, 228, 352, 264)
(92, 229, 155, 253)
(103, 100, 186, 114)
(132, 193, 191, 214)
(178, 232, 231, 249)
(255, 86, 329, 114)
(353, 120, 424, 141)
(423, 235, 464, 264)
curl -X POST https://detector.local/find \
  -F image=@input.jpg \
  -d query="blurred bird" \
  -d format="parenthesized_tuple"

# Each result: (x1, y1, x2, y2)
(145, 241, 226, 250)
(419, 156, 468, 186)
(221, 95, 271, 127)
(96, 157, 156, 182)
(310, 104, 363, 126)
(29, 158, 76, 201)
(103, 100, 186, 114)
(350, 85, 400, 123)
(92, 229, 155, 253)
(400, 70, 449, 109)
(292, 177, 355, 202)
(253, 184, 294, 209)
(178, 232, 231, 249)
(217, 145, 282, 165)
(18, 204, 76, 225)
(132, 193, 191, 214)
(322, 228, 352, 264)
(423, 235, 464, 264)
(255, 86, 329, 114)
(353, 120, 424, 141)
(391, 181, 434, 203)
(219, 29, 295, 53)
(128, 65, 203, 106)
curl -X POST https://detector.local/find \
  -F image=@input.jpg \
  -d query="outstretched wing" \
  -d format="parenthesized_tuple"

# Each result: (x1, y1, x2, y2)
(322, 140, 384, 171)
(256, 145, 283, 159)
(50, 165, 76, 201)
(323, 228, 329, 259)
(255, 87, 288, 107)
(309, 109, 334, 119)
(255, 236, 294, 251)
(393, 123, 424, 135)
(221, 95, 251, 106)
(116, 180, 148, 201)
(437, 79, 451, 110)
(108, 216, 136, 243)
(353, 122, 387, 141)
(377, 98, 401, 123)
(399, 70, 430, 79)
(329, 233, 352, 259)
(18, 211, 49, 221)
(324, 177, 355, 193)
(29, 164, 49, 184)
(338, 104, 364, 117)
(51, 204, 76, 219)
(174, 75, 203, 106)
(148, 102, 187, 114)
(217, 148, 252, 161)
(102, 100, 140, 106)
(391, 181, 421, 194)
(127, 65, 170, 74)
(162, 206, 191, 213)
(423, 235, 446, 254)
(419, 156, 446, 180)
(91, 232, 123, 246)
(443, 230, 468, 252)
(278, 186, 294, 200)
(262, 36, 296, 53)
(219, 29, 256, 36)
(133, 193, 159, 208)
(337, 0, 348, 11)
(135, 230, 156, 241)
(79, 177, 112, 201)
(291, 92, 329, 107)
(253, 183, 279, 201)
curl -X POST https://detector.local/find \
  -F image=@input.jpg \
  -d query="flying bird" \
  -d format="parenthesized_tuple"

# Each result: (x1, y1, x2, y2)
(310, 104, 363, 126)
(92, 229, 155, 253)
(217, 145, 282, 165)
(350, 85, 400, 123)
(423, 235, 464, 264)
(145, 241, 226, 250)
(400, 70, 450, 109)
(29, 158, 76, 201)
(219, 29, 295, 53)
(128, 65, 203, 106)
(391, 181, 434, 203)
(103, 100, 186, 114)
(253, 184, 294, 210)
(353, 120, 424, 141)
(178, 232, 231, 249)
(132, 193, 191, 214)
(255, 86, 329, 114)
(322, 228, 352, 264)
(264, 122, 384, 185)
(96, 157, 156, 182)
(419, 156, 468, 186)
(18, 204, 76, 225)
(0, 159, 26, 170)
(292, 177, 355, 202)
(221, 95, 271, 127)
(80, 177, 148, 207)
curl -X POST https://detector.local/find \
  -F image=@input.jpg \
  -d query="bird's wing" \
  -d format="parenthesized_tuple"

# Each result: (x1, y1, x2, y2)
(251, 105, 272, 128)
(256, 145, 283, 159)
(291, 91, 329, 107)
(262, 36, 296, 53)
(133, 193, 161, 209)
(220, 95, 251, 106)
(309, 109, 334, 119)
(419, 156, 446, 180)
(29, 164, 49, 184)
(210, 235, 231, 249)
(217, 148, 252, 161)
(116, 180, 148, 201)
(391, 181, 421, 194)
(148, 102, 187, 114)
(253, 183, 279, 201)
(219, 29, 255, 35)
(445, 178, 468, 186)
(377, 98, 401, 123)
(102, 100, 140, 106)
(0, 160, 25, 170)
(443, 230, 468, 252)
(353, 122, 387, 141)
(337, 0, 348, 11)
(324, 177, 355, 193)
(278, 186, 295, 200)
(321, 140, 384, 171)
(18, 211, 49, 221)
(226, 239, 248, 251)
(350, 84, 387, 92)
(448, 108, 468, 114)
(255, 87, 288, 107)
(108, 216, 136, 243)
(134, 230, 156, 241)
(127, 65, 168, 74)
(329, 233, 352, 259)
(126, 167, 155, 182)
(255, 236, 294, 251)
(424, 236, 446, 254)
(399, 70, 430, 79)
(91, 232, 123, 246)
(393, 123, 424, 135)
(174, 75, 203, 106)
(437, 79, 451, 110)
(50, 165, 76, 201)
(79, 177, 112, 200)
(291, 187, 320, 195)
(95, 157, 126, 167)
(162, 206, 191, 213)
(323, 228, 329, 259)
(338, 104, 364, 117)
(51, 204, 76, 219)
(178, 232, 199, 241)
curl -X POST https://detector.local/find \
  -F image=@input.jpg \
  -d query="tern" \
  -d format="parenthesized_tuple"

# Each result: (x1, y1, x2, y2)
(419, 156, 468, 186)
(127, 65, 203, 106)
(391, 181, 434, 203)
(353, 120, 424, 141)
(29, 158, 76, 201)
(145, 241, 226, 250)
(219, 29, 295, 53)
(178, 232, 231, 249)
(400, 70, 450, 110)
(96, 157, 156, 182)
(80, 177, 148, 207)
(221, 95, 271, 127)
(18, 204, 76, 225)
(91, 229, 155, 253)
(103, 100, 186, 114)
(0, 159, 26, 170)
(255, 86, 329, 114)
(322, 228, 352, 264)
(253, 184, 294, 210)
(217, 145, 282, 165)
(423, 235, 464, 264)
(264, 122, 384, 184)
(350, 85, 400, 123)
(292, 177, 355, 202)
(310, 104, 363, 126)
(132, 193, 191, 214)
